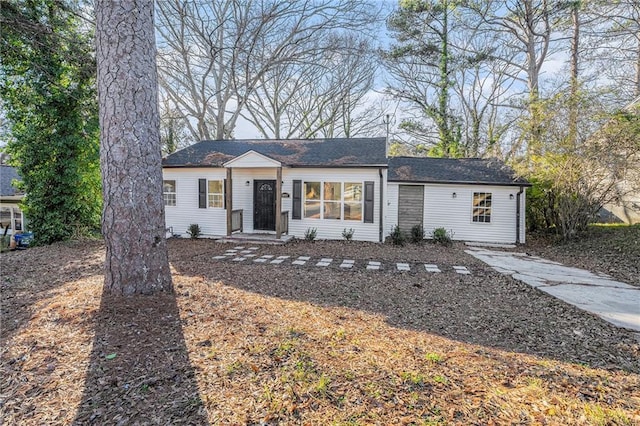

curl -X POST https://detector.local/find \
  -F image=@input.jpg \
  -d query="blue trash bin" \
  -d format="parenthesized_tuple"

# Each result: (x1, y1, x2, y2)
(14, 232, 34, 247)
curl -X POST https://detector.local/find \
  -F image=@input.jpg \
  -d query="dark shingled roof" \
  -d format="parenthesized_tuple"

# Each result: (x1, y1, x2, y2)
(388, 157, 530, 186)
(0, 165, 23, 196)
(162, 138, 388, 167)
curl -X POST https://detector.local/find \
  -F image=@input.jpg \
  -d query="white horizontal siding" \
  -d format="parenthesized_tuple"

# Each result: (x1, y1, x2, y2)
(423, 184, 520, 244)
(163, 168, 228, 237)
(163, 167, 386, 242)
(387, 183, 525, 244)
(384, 183, 399, 237)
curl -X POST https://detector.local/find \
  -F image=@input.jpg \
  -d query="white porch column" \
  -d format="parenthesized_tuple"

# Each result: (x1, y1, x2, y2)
(226, 168, 233, 236)
(275, 166, 282, 239)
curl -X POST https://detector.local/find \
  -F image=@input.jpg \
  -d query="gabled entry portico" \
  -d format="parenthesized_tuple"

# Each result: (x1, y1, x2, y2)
(223, 151, 285, 239)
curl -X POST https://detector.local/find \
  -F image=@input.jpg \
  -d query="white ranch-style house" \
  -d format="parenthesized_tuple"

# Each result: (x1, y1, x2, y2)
(162, 138, 531, 244)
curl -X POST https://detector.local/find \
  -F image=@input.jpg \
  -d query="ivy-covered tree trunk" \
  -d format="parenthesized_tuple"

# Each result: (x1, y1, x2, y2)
(95, 0, 171, 295)
(383, 0, 464, 157)
(436, 0, 452, 156)
(0, 0, 101, 245)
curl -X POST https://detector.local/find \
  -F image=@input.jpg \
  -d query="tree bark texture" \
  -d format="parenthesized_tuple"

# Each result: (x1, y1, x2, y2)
(95, 0, 172, 295)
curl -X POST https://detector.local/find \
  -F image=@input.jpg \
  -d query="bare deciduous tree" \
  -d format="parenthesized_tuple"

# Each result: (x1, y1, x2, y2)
(155, 0, 381, 141)
(160, 94, 189, 155)
(583, 0, 640, 101)
(474, 0, 556, 157)
(242, 34, 379, 139)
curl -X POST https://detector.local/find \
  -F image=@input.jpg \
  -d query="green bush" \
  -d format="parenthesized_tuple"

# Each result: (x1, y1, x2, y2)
(410, 224, 425, 243)
(342, 228, 355, 241)
(186, 223, 201, 239)
(431, 227, 452, 245)
(389, 224, 405, 246)
(304, 227, 317, 241)
(1, 235, 11, 252)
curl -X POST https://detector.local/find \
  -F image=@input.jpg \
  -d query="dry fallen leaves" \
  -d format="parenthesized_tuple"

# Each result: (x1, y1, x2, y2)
(1, 238, 638, 425)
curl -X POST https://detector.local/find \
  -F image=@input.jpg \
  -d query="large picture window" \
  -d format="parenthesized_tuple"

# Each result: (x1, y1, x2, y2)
(163, 180, 176, 206)
(208, 180, 224, 208)
(472, 192, 492, 223)
(303, 181, 363, 221)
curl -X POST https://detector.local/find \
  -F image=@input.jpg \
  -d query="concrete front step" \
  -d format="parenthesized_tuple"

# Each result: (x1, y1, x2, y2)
(216, 233, 295, 245)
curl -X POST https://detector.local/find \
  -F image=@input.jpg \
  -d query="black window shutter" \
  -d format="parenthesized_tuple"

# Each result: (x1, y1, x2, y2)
(223, 178, 227, 209)
(364, 181, 374, 223)
(292, 180, 301, 220)
(198, 179, 206, 208)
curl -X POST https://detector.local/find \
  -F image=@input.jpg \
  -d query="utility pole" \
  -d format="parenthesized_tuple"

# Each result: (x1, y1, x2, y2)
(383, 114, 391, 157)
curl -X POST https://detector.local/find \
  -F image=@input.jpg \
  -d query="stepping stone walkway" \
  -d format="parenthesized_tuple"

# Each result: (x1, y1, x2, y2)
(453, 266, 471, 275)
(396, 262, 410, 272)
(340, 260, 355, 269)
(424, 264, 441, 273)
(367, 261, 381, 270)
(292, 256, 310, 266)
(221, 246, 259, 262)
(212, 247, 472, 275)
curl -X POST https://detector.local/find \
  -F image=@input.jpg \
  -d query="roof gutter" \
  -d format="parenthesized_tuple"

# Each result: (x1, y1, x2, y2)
(379, 168, 384, 243)
(516, 185, 525, 244)
(387, 179, 532, 187)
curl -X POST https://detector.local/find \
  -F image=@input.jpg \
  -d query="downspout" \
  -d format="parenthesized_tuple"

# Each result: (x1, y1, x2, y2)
(379, 168, 384, 242)
(516, 185, 524, 244)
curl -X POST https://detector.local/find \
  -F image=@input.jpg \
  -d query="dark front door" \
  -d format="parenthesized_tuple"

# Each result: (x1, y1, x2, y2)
(254, 180, 276, 231)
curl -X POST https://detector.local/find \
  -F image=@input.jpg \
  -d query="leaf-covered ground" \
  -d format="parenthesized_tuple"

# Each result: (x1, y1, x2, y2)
(1, 237, 639, 425)
(525, 224, 640, 287)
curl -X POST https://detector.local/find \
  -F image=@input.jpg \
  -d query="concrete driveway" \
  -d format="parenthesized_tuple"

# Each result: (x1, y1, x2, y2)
(466, 247, 640, 332)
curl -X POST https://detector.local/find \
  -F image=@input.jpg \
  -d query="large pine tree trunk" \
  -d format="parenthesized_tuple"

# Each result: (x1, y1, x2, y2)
(95, 1, 172, 295)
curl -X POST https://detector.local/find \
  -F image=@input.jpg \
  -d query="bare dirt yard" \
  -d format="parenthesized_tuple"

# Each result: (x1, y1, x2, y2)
(1, 233, 639, 425)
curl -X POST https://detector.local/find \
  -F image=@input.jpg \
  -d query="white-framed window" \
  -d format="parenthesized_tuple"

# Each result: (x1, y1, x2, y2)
(303, 181, 363, 221)
(208, 180, 224, 208)
(163, 180, 176, 206)
(472, 192, 492, 223)
(343, 182, 362, 220)
(323, 182, 341, 219)
(304, 181, 321, 218)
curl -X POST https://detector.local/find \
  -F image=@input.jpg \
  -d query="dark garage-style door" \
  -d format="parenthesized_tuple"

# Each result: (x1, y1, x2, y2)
(398, 185, 424, 235)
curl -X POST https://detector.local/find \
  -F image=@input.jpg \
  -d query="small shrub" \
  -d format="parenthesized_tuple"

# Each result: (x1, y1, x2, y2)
(433, 374, 448, 384)
(314, 374, 332, 397)
(389, 224, 405, 246)
(410, 224, 425, 243)
(342, 228, 355, 241)
(400, 371, 427, 387)
(304, 227, 317, 241)
(1, 235, 10, 252)
(424, 353, 443, 363)
(186, 223, 201, 239)
(431, 227, 452, 245)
